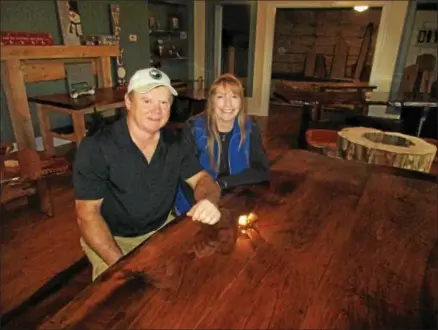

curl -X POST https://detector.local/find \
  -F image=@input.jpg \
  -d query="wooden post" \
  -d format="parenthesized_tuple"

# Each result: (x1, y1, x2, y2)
(96, 56, 113, 88)
(227, 46, 235, 74)
(1, 59, 36, 150)
(96, 56, 115, 117)
(36, 104, 54, 157)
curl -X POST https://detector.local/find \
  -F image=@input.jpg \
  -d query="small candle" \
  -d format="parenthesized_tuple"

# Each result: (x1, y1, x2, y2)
(238, 215, 248, 226)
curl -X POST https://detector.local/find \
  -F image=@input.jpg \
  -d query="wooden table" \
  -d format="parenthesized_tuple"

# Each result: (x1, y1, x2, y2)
(28, 87, 126, 156)
(274, 81, 378, 121)
(29, 87, 208, 156)
(369, 99, 437, 137)
(39, 150, 437, 330)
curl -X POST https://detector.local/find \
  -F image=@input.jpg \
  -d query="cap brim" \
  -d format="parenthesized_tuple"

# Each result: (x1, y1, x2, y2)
(135, 83, 178, 96)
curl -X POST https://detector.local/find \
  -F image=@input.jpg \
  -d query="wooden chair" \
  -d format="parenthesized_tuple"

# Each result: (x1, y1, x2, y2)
(1, 148, 42, 210)
(305, 129, 339, 158)
(1, 144, 70, 216)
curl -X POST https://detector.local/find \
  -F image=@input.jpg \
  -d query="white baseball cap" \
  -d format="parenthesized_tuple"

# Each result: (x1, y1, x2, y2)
(127, 68, 178, 96)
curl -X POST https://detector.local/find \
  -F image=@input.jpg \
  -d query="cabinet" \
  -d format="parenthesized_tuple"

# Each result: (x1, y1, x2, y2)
(147, 0, 193, 81)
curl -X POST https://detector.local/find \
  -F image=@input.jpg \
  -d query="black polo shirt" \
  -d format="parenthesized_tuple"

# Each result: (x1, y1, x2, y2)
(73, 117, 203, 237)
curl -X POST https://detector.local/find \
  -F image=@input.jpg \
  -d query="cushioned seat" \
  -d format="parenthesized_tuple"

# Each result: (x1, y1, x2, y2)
(305, 129, 339, 157)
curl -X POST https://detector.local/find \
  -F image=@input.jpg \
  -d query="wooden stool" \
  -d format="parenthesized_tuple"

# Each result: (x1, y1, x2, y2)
(305, 129, 339, 157)
(423, 138, 438, 175)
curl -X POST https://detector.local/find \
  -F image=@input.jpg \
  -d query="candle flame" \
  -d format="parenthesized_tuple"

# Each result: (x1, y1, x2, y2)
(238, 215, 248, 226)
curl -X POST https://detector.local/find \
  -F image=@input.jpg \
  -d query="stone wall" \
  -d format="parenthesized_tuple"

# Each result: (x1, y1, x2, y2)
(272, 8, 382, 79)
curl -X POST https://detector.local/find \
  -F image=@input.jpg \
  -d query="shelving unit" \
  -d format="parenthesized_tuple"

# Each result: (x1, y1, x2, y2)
(147, 0, 193, 81)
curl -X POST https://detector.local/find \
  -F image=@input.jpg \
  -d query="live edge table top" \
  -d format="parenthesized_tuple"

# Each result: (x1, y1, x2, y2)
(40, 150, 438, 330)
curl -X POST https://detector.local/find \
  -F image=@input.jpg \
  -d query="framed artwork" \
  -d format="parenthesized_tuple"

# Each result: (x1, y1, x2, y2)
(57, 0, 83, 45)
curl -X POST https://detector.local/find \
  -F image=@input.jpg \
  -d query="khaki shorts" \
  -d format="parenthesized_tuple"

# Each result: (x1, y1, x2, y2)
(80, 212, 175, 281)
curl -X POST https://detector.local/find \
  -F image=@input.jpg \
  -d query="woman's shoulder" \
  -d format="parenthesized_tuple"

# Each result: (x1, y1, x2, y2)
(187, 112, 206, 127)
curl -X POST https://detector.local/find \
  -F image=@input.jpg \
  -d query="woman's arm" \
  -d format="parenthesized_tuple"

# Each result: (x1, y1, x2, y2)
(216, 121, 270, 190)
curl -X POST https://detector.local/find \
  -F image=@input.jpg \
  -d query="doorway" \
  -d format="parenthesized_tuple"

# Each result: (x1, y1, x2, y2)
(205, 1, 256, 98)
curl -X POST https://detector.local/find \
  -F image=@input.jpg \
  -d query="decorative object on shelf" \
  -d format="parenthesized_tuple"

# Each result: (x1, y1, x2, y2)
(153, 39, 165, 57)
(149, 16, 159, 32)
(110, 4, 127, 87)
(169, 44, 181, 58)
(65, 61, 95, 99)
(180, 31, 187, 40)
(0, 31, 54, 46)
(69, 82, 96, 99)
(56, 0, 83, 45)
(84, 35, 118, 46)
(170, 16, 180, 30)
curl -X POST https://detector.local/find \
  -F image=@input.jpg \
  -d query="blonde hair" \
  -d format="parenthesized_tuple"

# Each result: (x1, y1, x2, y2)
(204, 73, 247, 171)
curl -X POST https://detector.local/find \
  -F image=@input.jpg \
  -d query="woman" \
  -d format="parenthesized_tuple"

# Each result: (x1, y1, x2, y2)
(174, 73, 269, 216)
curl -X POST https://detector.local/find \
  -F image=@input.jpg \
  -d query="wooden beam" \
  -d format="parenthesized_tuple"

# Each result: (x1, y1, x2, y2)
(227, 46, 235, 74)
(0, 45, 119, 61)
(22, 60, 97, 83)
(1, 59, 36, 149)
(96, 57, 113, 88)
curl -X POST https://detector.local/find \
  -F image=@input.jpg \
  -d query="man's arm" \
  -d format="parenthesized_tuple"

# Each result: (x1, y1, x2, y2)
(73, 138, 122, 266)
(76, 199, 123, 266)
(179, 129, 222, 225)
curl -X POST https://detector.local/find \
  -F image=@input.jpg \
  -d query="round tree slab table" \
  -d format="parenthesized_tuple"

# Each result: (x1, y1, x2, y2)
(337, 127, 437, 173)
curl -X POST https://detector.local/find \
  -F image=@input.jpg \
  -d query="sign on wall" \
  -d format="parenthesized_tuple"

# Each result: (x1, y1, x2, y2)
(416, 28, 438, 45)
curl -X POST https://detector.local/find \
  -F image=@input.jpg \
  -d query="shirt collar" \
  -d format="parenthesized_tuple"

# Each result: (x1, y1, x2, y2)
(114, 116, 168, 153)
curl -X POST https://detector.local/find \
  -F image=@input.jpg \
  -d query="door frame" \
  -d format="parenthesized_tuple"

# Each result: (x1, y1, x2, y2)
(204, 1, 257, 103)
(257, 0, 410, 117)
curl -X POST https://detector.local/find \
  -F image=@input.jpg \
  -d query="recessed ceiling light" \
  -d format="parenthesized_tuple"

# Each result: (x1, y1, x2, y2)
(354, 5, 369, 12)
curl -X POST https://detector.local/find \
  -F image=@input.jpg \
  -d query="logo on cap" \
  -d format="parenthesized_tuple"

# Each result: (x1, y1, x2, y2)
(149, 68, 162, 80)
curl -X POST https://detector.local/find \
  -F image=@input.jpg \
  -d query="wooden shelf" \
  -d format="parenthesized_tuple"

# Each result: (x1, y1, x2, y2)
(0, 45, 119, 61)
(148, 0, 186, 6)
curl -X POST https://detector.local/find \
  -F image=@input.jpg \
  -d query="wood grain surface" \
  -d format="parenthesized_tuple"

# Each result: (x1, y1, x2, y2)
(40, 150, 438, 330)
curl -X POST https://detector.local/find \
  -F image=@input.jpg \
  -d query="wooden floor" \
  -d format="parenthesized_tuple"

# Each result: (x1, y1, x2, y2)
(0, 104, 435, 329)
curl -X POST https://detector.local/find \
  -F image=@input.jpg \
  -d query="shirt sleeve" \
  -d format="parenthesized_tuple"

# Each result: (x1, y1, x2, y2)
(216, 120, 270, 190)
(179, 122, 204, 181)
(73, 137, 108, 200)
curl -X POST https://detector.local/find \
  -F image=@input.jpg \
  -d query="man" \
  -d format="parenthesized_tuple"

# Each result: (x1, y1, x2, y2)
(73, 68, 221, 281)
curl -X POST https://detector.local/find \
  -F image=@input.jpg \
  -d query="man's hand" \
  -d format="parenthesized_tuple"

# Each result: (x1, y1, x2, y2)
(187, 199, 221, 225)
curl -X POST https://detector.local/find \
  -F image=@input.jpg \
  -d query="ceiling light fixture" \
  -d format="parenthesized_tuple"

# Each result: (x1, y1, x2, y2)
(354, 5, 369, 12)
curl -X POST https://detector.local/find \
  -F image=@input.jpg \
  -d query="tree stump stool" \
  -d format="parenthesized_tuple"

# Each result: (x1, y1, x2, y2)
(337, 127, 437, 173)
